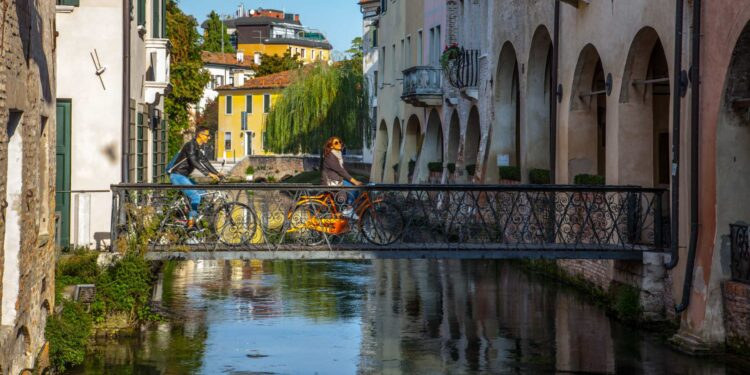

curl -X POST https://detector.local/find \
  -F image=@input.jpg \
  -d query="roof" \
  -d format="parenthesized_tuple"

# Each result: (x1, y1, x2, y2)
(262, 37, 333, 50)
(201, 51, 257, 69)
(234, 16, 301, 27)
(216, 69, 297, 91)
(358, 0, 379, 4)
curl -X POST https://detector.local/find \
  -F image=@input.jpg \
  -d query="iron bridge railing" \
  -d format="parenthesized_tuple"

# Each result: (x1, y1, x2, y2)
(111, 184, 669, 259)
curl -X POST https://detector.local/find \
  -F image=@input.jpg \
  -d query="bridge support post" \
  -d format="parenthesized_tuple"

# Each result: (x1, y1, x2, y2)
(641, 252, 669, 321)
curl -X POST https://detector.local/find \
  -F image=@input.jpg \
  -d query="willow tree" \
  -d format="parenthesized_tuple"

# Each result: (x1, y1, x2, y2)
(264, 61, 370, 154)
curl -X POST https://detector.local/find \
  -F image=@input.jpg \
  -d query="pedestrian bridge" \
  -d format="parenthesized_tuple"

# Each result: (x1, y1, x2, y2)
(110, 184, 669, 261)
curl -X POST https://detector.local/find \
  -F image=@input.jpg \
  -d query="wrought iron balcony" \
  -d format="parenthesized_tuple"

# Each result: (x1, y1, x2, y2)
(446, 48, 479, 90)
(730, 222, 750, 284)
(401, 66, 443, 107)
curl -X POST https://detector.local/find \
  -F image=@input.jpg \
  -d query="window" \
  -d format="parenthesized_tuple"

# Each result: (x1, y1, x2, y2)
(57, 0, 80, 5)
(429, 28, 435, 65)
(401, 39, 405, 70)
(241, 111, 248, 131)
(373, 70, 378, 97)
(214, 75, 224, 88)
(137, 0, 146, 26)
(301, 48, 306, 58)
(380, 0, 387, 13)
(405, 36, 411, 67)
(225, 95, 233, 114)
(392, 44, 396, 78)
(245, 95, 253, 113)
(263, 94, 271, 113)
(381, 46, 386, 81)
(135, 112, 147, 183)
(372, 28, 378, 48)
(152, 113, 167, 181)
(224, 132, 232, 152)
(417, 30, 423, 65)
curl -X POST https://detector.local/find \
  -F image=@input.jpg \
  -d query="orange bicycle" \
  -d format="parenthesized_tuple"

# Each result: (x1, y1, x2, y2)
(286, 188, 404, 246)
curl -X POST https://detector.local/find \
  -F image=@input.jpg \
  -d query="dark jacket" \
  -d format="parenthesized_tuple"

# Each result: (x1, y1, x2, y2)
(320, 152, 353, 185)
(168, 139, 219, 177)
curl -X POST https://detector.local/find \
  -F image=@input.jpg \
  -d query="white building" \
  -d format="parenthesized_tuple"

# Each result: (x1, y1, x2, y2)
(56, 0, 170, 248)
(198, 51, 256, 112)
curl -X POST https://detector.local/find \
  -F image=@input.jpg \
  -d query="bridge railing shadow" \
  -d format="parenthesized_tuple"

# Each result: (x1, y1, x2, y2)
(110, 183, 669, 259)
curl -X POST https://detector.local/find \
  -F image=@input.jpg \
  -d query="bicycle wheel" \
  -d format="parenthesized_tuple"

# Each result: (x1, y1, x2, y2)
(360, 200, 405, 245)
(214, 202, 257, 246)
(152, 206, 188, 246)
(287, 201, 327, 246)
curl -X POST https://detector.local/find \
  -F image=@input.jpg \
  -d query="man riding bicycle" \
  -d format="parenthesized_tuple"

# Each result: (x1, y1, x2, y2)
(166, 126, 224, 225)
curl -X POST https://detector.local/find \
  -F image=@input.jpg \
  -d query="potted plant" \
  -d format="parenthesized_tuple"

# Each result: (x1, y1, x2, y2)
(427, 162, 443, 183)
(440, 43, 461, 71)
(574, 174, 605, 185)
(446, 163, 456, 174)
(529, 169, 551, 184)
(245, 165, 255, 182)
(499, 166, 521, 184)
(465, 164, 477, 177)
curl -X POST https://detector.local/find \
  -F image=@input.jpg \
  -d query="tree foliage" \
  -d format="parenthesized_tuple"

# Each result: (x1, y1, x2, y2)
(265, 61, 370, 154)
(346, 36, 363, 61)
(195, 98, 218, 134)
(166, 0, 210, 155)
(202, 11, 235, 53)
(255, 50, 304, 77)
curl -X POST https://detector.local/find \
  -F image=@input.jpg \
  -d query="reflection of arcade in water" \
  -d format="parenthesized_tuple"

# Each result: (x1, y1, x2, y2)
(358, 260, 731, 374)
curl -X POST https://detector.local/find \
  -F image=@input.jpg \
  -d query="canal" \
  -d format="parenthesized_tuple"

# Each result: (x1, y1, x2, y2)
(68, 260, 745, 374)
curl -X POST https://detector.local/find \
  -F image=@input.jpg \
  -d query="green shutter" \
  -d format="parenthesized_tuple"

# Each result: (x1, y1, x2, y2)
(58, 0, 80, 6)
(161, 0, 167, 38)
(226, 96, 233, 114)
(263, 94, 270, 113)
(246, 95, 253, 113)
(152, 0, 160, 37)
(137, 0, 146, 26)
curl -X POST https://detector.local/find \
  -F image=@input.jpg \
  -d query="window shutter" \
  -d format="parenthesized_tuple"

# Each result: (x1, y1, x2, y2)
(58, 0, 80, 6)
(152, 0, 161, 37)
(241, 111, 247, 131)
(137, 0, 146, 26)
(246, 95, 253, 113)
(161, 0, 167, 38)
(226, 96, 232, 114)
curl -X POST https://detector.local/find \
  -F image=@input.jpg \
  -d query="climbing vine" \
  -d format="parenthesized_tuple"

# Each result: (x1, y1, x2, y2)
(264, 61, 371, 154)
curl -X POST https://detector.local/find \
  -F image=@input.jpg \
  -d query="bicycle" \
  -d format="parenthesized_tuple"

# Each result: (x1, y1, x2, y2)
(152, 186, 257, 247)
(285, 186, 405, 246)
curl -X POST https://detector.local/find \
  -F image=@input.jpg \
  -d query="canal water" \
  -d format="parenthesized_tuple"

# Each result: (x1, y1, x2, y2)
(68, 260, 746, 374)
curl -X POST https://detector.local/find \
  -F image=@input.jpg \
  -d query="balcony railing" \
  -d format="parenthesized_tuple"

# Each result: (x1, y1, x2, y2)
(401, 66, 443, 107)
(730, 222, 750, 284)
(446, 48, 479, 90)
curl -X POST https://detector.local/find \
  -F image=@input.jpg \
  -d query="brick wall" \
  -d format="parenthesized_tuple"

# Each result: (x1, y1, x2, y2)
(723, 281, 750, 350)
(558, 259, 612, 290)
(0, 0, 57, 373)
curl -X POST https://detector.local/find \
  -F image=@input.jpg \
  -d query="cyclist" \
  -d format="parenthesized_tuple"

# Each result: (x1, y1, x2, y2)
(166, 126, 224, 225)
(320, 136, 362, 218)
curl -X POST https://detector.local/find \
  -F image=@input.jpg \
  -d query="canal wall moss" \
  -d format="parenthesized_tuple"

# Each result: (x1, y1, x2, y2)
(47, 250, 162, 372)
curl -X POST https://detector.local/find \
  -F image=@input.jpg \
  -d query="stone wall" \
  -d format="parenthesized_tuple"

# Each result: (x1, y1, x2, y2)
(0, 0, 57, 373)
(229, 155, 371, 182)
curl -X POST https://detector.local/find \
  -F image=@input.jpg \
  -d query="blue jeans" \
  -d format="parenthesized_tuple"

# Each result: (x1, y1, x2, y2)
(170, 173, 204, 219)
(342, 180, 359, 206)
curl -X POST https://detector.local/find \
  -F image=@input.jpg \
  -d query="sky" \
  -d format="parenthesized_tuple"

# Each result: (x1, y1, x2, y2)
(177, 0, 362, 52)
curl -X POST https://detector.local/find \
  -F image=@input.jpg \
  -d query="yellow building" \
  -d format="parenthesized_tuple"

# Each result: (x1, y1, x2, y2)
(215, 70, 294, 160)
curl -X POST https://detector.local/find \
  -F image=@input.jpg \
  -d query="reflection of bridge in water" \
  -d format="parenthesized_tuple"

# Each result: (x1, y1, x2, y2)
(111, 184, 669, 261)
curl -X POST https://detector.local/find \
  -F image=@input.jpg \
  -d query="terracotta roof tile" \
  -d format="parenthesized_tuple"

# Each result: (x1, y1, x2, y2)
(216, 69, 297, 91)
(201, 51, 256, 69)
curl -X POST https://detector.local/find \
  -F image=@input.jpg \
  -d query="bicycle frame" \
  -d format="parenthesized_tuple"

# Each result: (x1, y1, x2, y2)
(287, 189, 380, 236)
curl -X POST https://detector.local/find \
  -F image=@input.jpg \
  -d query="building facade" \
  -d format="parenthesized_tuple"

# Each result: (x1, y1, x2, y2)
(0, 1, 57, 372)
(215, 70, 292, 161)
(366, 0, 750, 351)
(198, 51, 256, 112)
(207, 8, 332, 65)
(56, 0, 170, 248)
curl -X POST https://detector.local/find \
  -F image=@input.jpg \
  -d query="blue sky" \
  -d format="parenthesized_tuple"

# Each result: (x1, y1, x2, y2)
(177, 0, 362, 52)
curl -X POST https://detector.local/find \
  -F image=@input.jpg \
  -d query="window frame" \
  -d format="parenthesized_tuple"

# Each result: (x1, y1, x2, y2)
(225, 95, 233, 114)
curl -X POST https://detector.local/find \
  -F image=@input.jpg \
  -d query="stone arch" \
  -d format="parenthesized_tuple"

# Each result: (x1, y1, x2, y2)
(399, 115, 422, 183)
(524, 26, 553, 178)
(371, 120, 389, 182)
(383, 117, 402, 183)
(417, 109, 443, 183)
(716, 20, 750, 250)
(488, 42, 521, 182)
(463, 106, 481, 181)
(446, 110, 461, 181)
(568, 44, 607, 182)
(14, 325, 31, 369)
(618, 27, 671, 188)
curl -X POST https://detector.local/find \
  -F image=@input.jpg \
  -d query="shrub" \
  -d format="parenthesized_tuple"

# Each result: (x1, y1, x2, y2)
(529, 169, 551, 184)
(47, 300, 92, 372)
(245, 165, 254, 175)
(446, 163, 456, 174)
(465, 164, 477, 176)
(267, 175, 277, 183)
(427, 162, 443, 173)
(94, 254, 155, 322)
(574, 174, 605, 185)
(498, 166, 521, 181)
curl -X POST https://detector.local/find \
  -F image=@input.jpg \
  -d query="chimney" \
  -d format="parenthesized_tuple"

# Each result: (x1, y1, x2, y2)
(236, 51, 244, 62)
(294, 14, 300, 22)
(237, 3, 244, 18)
(254, 52, 262, 65)
(233, 70, 245, 87)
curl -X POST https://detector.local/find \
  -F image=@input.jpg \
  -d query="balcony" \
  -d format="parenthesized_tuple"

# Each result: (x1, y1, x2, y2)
(401, 66, 443, 107)
(446, 48, 479, 90)
(144, 38, 171, 104)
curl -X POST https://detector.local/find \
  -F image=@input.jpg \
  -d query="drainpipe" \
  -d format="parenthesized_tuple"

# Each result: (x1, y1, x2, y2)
(666, 0, 684, 270)
(676, 0, 700, 313)
(550, 0, 560, 183)
(122, 0, 131, 183)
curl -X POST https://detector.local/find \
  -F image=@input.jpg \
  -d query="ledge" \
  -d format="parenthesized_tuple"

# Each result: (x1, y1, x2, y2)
(55, 5, 75, 13)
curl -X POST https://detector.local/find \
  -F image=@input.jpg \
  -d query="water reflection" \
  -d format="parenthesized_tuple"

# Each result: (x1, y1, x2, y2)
(68, 260, 741, 374)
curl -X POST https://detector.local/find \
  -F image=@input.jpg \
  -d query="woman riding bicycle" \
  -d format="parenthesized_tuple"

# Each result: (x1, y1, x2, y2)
(321, 136, 361, 217)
